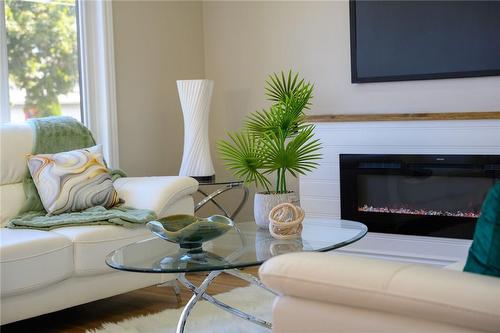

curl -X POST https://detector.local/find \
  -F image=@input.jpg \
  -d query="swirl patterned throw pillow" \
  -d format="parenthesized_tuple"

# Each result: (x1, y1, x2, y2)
(27, 145, 121, 215)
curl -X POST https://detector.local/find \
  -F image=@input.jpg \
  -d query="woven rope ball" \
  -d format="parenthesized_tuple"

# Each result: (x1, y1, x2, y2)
(268, 202, 305, 239)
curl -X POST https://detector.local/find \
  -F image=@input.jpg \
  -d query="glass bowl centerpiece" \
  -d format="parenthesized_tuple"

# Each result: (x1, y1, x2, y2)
(147, 214, 234, 254)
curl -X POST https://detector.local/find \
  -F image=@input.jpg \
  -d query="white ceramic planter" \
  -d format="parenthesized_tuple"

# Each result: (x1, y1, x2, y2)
(254, 192, 300, 229)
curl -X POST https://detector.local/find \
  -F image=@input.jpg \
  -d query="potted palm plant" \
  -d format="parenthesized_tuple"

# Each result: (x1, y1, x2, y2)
(218, 71, 322, 228)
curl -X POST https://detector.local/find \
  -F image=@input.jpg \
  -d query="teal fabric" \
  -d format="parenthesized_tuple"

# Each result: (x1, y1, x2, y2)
(7, 116, 156, 229)
(463, 182, 500, 277)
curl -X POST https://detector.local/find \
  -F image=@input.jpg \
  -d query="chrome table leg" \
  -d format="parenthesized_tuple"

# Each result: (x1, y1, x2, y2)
(172, 281, 182, 303)
(195, 182, 249, 220)
(176, 271, 221, 333)
(196, 188, 230, 217)
(175, 270, 273, 332)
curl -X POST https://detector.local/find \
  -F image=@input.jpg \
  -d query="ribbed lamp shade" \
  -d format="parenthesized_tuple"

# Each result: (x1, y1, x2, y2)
(177, 80, 215, 181)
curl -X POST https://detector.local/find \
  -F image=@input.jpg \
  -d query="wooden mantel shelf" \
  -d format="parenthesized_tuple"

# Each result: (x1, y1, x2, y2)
(306, 111, 500, 123)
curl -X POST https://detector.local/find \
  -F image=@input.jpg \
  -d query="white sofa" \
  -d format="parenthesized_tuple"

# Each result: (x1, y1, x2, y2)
(0, 122, 198, 324)
(259, 252, 500, 333)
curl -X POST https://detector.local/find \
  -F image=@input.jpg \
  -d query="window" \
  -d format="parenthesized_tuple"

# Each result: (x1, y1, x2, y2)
(3, 0, 81, 123)
(1, 0, 119, 167)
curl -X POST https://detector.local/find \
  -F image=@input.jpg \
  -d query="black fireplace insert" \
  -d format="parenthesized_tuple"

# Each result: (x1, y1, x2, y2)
(340, 154, 500, 239)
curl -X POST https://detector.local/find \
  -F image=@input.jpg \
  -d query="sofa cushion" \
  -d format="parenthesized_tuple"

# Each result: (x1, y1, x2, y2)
(464, 182, 500, 277)
(0, 229, 73, 297)
(0, 183, 25, 227)
(0, 122, 33, 186)
(113, 176, 198, 217)
(51, 225, 156, 276)
(260, 252, 500, 332)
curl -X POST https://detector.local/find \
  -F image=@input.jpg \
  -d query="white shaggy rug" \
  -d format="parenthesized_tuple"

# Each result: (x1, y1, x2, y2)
(87, 285, 274, 333)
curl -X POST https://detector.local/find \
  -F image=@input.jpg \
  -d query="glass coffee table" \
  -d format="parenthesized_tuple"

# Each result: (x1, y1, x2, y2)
(106, 219, 367, 333)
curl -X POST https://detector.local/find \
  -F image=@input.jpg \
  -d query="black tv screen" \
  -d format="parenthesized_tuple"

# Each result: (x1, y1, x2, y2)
(350, 1, 500, 83)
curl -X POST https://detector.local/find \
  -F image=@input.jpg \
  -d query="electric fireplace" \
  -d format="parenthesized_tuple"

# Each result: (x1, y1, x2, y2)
(340, 154, 500, 239)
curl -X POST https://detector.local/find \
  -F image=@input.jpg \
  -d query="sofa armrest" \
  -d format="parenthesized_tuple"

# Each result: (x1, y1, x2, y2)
(259, 252, 500, 332)
(113, 176, 198, 217)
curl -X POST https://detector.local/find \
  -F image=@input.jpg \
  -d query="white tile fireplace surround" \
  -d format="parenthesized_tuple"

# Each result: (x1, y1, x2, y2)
(300, 117, 500, 266)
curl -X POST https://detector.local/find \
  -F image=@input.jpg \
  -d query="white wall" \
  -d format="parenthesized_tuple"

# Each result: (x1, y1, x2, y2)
(113, 1, 205, 176)
(203, 0, 500, 220)
(203, 1, 500, 117)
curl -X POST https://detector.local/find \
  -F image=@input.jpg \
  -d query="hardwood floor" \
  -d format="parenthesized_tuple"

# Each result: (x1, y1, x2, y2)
(1, 268, 259, 333)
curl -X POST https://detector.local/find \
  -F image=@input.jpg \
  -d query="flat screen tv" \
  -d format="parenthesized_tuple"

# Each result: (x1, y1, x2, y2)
(350, 1, 500, 83)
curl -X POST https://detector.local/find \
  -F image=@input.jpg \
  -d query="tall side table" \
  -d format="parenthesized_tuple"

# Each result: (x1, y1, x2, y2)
(194, 179, 248, 220)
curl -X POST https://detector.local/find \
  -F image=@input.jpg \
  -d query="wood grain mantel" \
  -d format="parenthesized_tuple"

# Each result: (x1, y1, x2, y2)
(306, 111, 500, 123)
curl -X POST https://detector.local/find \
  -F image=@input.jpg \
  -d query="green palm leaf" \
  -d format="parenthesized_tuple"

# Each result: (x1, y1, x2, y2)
(260, 125, 322, 175)
(218, 71, 321, 193)
(265, 70, 313, 109)
(217, 132, 271, 192)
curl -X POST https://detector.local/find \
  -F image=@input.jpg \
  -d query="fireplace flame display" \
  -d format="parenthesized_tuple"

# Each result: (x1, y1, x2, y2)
(358, 205, 480, 218)
(340, 154, 500, 239)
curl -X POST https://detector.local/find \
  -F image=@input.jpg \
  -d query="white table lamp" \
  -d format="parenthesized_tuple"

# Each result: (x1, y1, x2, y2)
(177, 79, 215, 182)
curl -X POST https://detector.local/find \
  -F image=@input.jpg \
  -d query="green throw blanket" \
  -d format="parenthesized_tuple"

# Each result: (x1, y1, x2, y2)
(7, 206, 156, 230)
(7, 116, 156, 230)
